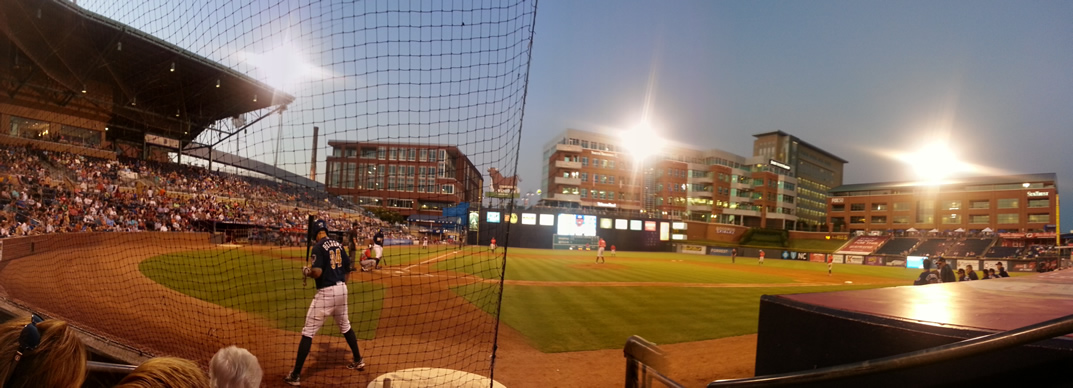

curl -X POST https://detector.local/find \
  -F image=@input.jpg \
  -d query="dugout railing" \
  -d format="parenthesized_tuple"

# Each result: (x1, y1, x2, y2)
(624, 313, 1073, 388)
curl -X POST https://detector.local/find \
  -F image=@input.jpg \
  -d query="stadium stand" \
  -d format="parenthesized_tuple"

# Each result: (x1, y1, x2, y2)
(908, 238, 952, 257)
(943, 238, 994, 257)
(873, 237, 919, 255)
(985, 246, 1023, 259)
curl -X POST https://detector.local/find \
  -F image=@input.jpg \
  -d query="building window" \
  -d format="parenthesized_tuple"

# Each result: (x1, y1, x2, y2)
(377, 147, 386, 160)
(10, 116, 49, 139)
(333, 148, 343, 157)
(893, 202, 910, 211)
(970, 200, 989, 209)
(892, 216, 909, 224)
(441, 184, 454, 194)
(580, 172, 587, 182)
(1028, 214, 1050, 223)
(419, 149, 427, 161)
(850, 216, 866, 224)
(408, 148, 417, 161)
(362, 147, 377, 158)
(941, 214, 960, 224)
(996, 213, 1019, 224)
(871, 203, 887, 211)
(581, 157, 588, 167)
(346, 148, 357, 158)
(940, 200, 962, 210)
(997, 198, 1019, 209)
(832, 204, 845, 212)
(1028, 199, 1050, 208)
(850, 203, 865, 211)
(871, 216, 887, 223)
(969, 214, 989, 224)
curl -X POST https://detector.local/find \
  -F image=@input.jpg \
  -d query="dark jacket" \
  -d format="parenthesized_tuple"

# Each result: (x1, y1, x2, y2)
(939, 265, 957, 283)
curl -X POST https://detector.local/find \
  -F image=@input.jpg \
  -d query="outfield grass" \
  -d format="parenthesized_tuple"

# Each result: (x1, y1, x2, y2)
(451, 248, 926, 352)
(479, 284, 888, 352)
(140, 246, 1004, 353)
(441, 248, 924, 283)
(140, 249, 385, 339)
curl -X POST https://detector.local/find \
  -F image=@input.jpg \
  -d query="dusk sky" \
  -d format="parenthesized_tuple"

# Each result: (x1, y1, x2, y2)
(518, 0, 1073, 230)
(79, 0, 1073, 231)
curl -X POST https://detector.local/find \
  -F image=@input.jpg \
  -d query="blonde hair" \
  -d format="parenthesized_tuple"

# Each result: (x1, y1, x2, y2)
(0, 317, 88, 388)
(208, 346, 262, 388)
(116, 357, 210, 388)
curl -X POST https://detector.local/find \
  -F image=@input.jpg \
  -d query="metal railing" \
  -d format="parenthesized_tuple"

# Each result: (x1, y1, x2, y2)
(624, 336, 683, 388)
(624, 313, 1073, 388)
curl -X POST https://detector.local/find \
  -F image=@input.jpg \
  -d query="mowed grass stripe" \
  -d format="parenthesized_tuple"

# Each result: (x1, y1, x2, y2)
(140, 249, 385, 339)
(483, 284, 886, 353)
(445, 249, 795, 284)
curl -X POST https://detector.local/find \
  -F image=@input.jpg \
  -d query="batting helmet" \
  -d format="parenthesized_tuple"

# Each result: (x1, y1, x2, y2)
(313, 219, 329, 234)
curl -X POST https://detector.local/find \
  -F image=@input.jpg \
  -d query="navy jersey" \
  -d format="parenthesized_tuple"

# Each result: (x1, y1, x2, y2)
(311, 237, 351, 289)
(373, 230, 384, 247)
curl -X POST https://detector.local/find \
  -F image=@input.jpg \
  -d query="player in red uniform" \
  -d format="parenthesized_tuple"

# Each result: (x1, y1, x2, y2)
(596, 238, 606, 263)
(490, 237, 497, 252)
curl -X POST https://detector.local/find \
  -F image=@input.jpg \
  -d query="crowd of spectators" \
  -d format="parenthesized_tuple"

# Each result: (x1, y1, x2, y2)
(0, 145, 384, 240)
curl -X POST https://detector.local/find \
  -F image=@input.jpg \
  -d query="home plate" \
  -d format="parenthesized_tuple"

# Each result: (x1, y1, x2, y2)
(367, 368, 505, 388)
(844, 281, 853, 284)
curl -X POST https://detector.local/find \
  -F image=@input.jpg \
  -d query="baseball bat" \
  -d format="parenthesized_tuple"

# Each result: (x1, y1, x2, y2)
(303, 214, 315, 287)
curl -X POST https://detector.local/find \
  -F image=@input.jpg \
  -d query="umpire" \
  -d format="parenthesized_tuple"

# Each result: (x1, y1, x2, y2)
(285, 219, 365, 386)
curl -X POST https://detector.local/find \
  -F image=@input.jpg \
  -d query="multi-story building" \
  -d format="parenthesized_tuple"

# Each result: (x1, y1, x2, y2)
(541, 129, 800, 229)
(753, 131, 847, 231)
(324, 141, 483, 217)
(826, 173, 1059, 235)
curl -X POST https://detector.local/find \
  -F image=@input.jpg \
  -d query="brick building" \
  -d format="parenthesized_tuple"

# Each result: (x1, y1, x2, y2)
(540, 128, 804, 229)
(827, 173, 1059, 235)
(324, 141, 483, 217)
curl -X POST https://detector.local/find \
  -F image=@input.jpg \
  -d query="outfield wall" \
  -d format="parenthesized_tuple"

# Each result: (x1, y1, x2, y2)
(473, 209, 673, 251)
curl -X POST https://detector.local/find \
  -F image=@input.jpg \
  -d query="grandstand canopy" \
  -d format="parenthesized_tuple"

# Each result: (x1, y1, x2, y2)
(0, 0, 294, 144)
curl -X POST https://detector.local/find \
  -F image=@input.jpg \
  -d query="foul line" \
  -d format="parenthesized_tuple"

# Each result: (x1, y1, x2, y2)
(402, 250, 462, 271)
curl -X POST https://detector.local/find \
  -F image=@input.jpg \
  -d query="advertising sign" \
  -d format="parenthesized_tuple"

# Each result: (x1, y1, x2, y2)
(521, 213, 537, 225)
(682, 245, 705, 255)
(615, 219, 628, 230)
(539, 214, 554, 226)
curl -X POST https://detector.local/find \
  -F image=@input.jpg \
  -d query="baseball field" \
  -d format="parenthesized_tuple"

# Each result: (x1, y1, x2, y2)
(0, 233, 944, 387)
(138, 242, 923, 387)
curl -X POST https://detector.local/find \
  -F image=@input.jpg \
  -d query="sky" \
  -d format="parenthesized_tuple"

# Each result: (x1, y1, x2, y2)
(77, 0, 1073, 231)
(517, 0, 1073, 230)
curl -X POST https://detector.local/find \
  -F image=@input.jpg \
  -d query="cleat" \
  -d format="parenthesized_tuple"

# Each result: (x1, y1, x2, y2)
(284, 372, 301, 386)
(347, 358, 366, 370)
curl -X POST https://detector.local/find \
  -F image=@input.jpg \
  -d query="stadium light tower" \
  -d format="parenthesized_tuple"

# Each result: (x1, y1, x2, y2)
(621, 123, 666, 216)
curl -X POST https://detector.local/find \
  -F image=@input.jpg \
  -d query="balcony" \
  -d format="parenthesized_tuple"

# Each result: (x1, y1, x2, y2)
(550, 193, 581, 202)
(690, 175, 713, 184)
(688, 203, 711, 212)
(689, 190, 713, 198)
(554, 176, 582, 185)
(556, 143, 583, 153)
(555, 160, 582, 169)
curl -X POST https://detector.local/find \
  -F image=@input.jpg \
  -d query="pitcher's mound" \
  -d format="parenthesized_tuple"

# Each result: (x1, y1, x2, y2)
(368, 368, 505, 388)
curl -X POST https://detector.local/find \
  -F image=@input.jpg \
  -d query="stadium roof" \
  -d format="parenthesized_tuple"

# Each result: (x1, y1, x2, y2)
(0, 0, 294, 144)
(830, 173, 1059, 193)
(181, 142, 323, 190)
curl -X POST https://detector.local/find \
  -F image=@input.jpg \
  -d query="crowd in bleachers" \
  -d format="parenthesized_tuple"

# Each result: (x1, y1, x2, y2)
(0, 145, 383, 239)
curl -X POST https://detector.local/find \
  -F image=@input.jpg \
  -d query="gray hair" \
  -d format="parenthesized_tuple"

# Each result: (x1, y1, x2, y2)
(208, 346, 263, 388)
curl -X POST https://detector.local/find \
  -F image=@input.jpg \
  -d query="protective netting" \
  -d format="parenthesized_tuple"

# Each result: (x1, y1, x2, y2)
(0, 0, 536, 385)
